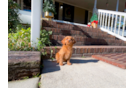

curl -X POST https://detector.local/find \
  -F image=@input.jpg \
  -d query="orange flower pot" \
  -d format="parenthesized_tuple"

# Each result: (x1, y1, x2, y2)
(91, 23, 98, 28)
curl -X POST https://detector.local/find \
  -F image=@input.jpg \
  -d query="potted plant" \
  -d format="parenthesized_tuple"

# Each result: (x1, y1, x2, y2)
(90, 13, 98, 28)
(43, 0, 56, 20)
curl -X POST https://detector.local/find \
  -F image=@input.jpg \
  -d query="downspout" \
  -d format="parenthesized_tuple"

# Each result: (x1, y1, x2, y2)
(93, 0, 97, 15)
(116, 0, 119, 11)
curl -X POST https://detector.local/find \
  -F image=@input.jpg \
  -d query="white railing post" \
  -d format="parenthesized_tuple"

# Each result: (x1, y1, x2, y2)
(97, 9, 126, 41)
(107, 13, 111, 30)
(118, 15, 122, 35)
(114, 15, 118, 33)
(98, 12, 99, 22)
(102, 13, 105, 28)
(31, 0, 42, 48)
(105, 13, 107, 29)
(111, 14, 114, 32)
(100, 12, 102, 27)
(122, 16, 126, 37)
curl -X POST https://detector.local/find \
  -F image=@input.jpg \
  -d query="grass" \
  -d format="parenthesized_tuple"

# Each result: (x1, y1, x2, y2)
(33, 73, 41, 78)
(22, 73, 41, 80)
(82, 56, 85, 58)
(23, 76, 29, 80)
(38, 82, 41, 88)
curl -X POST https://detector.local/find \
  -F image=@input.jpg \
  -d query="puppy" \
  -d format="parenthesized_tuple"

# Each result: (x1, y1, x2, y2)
(55, 36, 76, 66)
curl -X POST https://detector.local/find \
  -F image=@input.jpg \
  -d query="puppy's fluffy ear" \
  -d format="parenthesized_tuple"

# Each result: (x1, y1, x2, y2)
(61, 37, 66, 45)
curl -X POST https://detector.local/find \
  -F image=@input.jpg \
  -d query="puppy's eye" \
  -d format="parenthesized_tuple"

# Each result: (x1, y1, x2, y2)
(66, 38, 68, 40)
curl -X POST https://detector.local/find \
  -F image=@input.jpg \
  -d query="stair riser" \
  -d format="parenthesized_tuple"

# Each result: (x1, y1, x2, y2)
(51, 34, 115, 40)
(42, 47, 126, 58)
(42, 20, 107, 33)
(43, 27, 108, 35)
(51, 40, 125, 46)
(44, 28, 115, 39)
(50, 35, 126, 46)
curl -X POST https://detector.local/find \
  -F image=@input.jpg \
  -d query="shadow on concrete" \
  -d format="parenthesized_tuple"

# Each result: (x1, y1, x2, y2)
(41, 58, 99, 74)
(41, 59, 60, 74)
(70, 59, 99, 64)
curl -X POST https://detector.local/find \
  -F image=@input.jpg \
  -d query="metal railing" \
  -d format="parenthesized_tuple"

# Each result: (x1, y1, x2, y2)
(97, 9, 126, 41)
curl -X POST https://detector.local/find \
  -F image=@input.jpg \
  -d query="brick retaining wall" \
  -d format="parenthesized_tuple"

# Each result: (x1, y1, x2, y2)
(8, 51, 41, 81)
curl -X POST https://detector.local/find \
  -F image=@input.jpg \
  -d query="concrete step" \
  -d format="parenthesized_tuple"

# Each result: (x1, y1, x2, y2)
(42, 46, 126, 59)
(8, 77, 39, 88)
(50, 35, 126, 46)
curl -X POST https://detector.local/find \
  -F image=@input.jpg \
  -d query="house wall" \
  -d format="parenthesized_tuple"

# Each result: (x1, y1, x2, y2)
(57, 1, 88, 24)
(88, 11, 92, 22)
(74, 7, 85, 24)
(58, 2, 63, 20)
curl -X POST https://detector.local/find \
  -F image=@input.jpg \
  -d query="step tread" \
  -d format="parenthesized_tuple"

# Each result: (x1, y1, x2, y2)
(42, 46, 126, 58)
(51, 35, 124, 42)
(43, 27, 107, 33)
(45, 46, 126, 48)
(43, 27, 116, 39)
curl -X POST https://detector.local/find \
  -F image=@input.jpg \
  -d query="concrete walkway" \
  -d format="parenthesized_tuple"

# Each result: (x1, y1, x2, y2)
(8, 77, 39, 88)
(41, 57, 126, 88)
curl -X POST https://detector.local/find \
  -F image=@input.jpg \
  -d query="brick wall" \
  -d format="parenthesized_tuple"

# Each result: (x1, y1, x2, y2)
(42, 46, 126, 59)
(42, 20, 126, 46)
(8, 51, 41, 81)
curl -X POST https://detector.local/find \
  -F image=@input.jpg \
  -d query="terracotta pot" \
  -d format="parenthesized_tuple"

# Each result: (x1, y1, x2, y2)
(91, 23, 98, 28)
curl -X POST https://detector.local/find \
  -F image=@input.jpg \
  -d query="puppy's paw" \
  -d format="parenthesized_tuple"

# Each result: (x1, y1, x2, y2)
(59, 63, 63, 66)
(67, 62, 72, 65)
(56, 60, 59, 64)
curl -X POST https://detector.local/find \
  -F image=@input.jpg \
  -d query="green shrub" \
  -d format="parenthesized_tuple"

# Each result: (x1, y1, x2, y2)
(8, 0, 20, 32)
(43, 0, 56, 14)
(8, 27, 34, 51)
(8, 27, 53, 56)
(37, 30, 53, 58)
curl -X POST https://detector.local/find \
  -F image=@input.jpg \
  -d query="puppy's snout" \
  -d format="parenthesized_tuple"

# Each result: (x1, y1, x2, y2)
(69, 40, 71, 42)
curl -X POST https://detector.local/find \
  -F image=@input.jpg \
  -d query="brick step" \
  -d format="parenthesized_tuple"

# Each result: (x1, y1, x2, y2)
(42, 20, 107, 34)
(42, 46, 126, 59)
(43, 27, 115, 39)
(43, 27, 108, 34)
(92, 53, 126, 69)
(50, 35, 126, 46)
(42, 20, 89, 30)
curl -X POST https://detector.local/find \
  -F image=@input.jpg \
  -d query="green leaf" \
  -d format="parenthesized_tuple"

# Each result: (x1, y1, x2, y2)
(44, 52, 47, 55)
(42, 52, 45, 55)
(51, 50, 53, 53)
(51, 57, 54, 60)
(49, 31, 52, 35)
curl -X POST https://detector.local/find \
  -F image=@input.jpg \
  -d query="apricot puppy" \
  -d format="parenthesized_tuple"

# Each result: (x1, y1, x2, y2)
(55, 36, 76, 66)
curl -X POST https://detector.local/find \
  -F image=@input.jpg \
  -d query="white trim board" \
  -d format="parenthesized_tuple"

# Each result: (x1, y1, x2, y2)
(53, 19, 88, 27)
